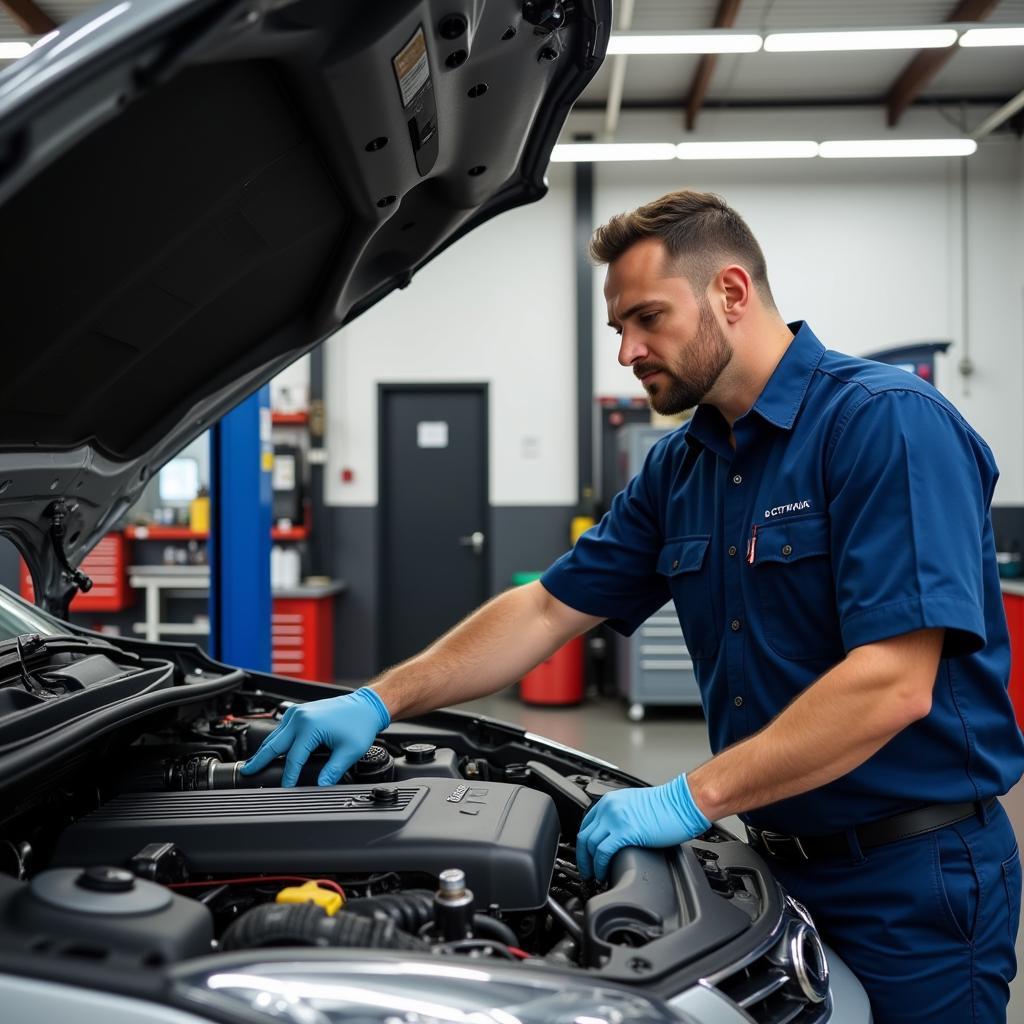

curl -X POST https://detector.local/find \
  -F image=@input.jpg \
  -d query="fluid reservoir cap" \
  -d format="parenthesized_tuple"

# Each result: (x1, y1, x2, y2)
(405, 742, 437, 764)
(371, 784, 399, 804)
(32, 868, 172, 915)
(77, 866, 135, 893)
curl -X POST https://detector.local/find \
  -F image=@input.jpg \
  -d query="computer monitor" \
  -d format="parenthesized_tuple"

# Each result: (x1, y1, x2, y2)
(158, 457, 200, 503)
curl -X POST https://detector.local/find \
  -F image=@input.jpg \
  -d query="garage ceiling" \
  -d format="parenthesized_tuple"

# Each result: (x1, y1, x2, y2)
(2, 1, 1023, 127)
(578, 0, 1024, 129)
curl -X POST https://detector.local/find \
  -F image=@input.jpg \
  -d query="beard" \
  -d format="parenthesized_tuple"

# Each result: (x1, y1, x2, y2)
(635, 299, 733, 415)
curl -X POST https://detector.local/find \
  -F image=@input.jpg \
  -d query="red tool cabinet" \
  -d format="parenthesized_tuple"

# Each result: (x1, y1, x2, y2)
(19, 532, 131, 612)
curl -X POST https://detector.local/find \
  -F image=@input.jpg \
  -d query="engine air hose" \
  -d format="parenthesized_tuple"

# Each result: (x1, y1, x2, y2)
(345, 889, 434, 932)
(220, 902, 429, 952)
(345, 889, 519, 946)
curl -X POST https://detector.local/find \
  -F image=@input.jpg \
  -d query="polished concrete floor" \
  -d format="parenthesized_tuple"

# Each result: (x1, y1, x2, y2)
(455, 687, 1024, 1022)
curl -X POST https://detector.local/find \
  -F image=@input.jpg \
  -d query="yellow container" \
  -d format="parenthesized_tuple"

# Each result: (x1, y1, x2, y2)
(189, 491, 210, 533)
(570, 515, 595, 544)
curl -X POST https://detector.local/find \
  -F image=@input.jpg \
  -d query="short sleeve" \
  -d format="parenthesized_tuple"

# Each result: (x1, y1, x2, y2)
(541, 444, 671, 636)
(827, 389, 995, 658)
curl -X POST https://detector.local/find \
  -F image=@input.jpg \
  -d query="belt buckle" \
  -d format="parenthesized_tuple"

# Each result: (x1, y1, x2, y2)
(758, 829, 809, 862)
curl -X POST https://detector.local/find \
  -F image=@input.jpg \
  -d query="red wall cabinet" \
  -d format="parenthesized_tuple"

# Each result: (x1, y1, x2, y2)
(19, 533, 132, 612)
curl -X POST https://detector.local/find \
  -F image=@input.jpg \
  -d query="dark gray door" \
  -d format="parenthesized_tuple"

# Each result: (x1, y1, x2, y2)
(380, 386, 488, 668)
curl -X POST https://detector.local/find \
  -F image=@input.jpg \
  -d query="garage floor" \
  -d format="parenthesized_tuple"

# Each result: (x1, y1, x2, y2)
(455, 688, 1024, 1020)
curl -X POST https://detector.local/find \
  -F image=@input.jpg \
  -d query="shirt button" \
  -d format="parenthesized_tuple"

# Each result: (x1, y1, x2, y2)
(782, 544, 793, 556)
(728, 545, 737, 557)
(731, 619, 741, 632)
(672, 559, 679, 569)
(732, 474, 742, 485)
(734, 696, 744, 708)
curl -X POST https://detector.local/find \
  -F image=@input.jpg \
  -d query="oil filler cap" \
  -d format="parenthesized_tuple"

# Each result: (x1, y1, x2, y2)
(77, 866, 136, 893)
(405, 743, 436, 764)
(371, 784, 399, 805)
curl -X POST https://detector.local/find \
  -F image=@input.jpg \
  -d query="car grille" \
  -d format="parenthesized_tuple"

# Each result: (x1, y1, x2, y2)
(708, 904, 832, 1024)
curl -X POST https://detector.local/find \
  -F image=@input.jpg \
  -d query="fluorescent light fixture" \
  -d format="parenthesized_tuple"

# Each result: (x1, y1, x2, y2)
(0, 41, 32, 59)
(676, 140, 818, 160)
(550, 143, 676, 162)
(959, 26, 1024, 47)
(765, 28, 957, 52)
(819, 138, 977, 158)
(607, 31, 762, 55)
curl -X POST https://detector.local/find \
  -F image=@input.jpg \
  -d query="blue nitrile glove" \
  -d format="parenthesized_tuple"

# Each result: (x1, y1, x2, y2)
(239, 687, 391, 787)
(576, 773, 711, 882)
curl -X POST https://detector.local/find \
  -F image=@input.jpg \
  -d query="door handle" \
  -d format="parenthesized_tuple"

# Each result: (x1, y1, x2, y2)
(458, 531, 485, 555)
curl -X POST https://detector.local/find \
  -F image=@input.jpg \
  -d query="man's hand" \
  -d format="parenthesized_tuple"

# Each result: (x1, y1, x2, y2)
(576, 773, 710, 882)
(239, 688, 390, 787)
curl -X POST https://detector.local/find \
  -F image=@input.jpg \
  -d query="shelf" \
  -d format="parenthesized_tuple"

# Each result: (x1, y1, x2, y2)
(125, 525, 309, 542)
(125, 525, 206, 540)
(272, 526, 309, 541)
(272, 411, 309, 425)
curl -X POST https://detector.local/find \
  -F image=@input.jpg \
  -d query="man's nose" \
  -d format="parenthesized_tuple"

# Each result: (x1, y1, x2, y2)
(617, 327, 647, 367)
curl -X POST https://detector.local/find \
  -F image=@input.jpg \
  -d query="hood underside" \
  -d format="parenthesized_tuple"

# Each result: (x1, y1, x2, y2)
(0, 0, 608, 608)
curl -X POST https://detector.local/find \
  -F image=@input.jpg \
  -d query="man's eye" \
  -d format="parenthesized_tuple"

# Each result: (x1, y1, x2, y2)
(640, 312, 660, 325)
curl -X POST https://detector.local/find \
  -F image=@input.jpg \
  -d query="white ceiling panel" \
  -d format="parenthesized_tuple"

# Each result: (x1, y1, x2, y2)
(928, 46, 1024, 94)
(711, 51, 930, 102)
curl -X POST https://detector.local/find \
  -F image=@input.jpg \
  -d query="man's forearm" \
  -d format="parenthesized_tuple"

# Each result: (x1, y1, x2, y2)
(687, 629, 943, 822)
(369, 581, 601, 720)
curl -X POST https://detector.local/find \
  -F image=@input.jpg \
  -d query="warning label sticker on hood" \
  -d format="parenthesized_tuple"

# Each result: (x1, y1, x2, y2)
(393, 26, 430, 108)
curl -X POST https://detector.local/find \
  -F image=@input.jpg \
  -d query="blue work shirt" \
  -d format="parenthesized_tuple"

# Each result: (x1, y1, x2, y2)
(542, 322, 1024, 833)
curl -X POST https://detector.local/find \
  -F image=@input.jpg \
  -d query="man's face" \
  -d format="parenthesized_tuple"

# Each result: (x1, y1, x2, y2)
(604, 238, 732, 415)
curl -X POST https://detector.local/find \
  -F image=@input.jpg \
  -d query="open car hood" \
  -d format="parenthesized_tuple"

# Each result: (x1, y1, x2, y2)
(0, 0, 608, 610)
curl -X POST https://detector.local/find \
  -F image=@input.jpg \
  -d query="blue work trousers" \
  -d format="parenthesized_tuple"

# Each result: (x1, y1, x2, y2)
(767, 801, 1021, 1023)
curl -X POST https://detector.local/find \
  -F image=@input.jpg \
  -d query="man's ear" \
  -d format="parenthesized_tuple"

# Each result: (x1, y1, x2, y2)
(714, 265, 752, 324)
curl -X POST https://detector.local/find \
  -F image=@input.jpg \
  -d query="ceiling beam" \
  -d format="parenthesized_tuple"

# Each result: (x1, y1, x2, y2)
(885, 0, 999, 127)
(0, 0, 56, 34)
(685, 0, 744, 131)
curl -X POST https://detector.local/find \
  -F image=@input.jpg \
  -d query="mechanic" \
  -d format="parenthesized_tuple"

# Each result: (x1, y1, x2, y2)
(242, 190, 1024, 1023)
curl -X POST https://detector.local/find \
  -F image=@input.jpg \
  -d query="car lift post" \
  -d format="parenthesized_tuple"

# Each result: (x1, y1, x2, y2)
(207, 386, 273, 670)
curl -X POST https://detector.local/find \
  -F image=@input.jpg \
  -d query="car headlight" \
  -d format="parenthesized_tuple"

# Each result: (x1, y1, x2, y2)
(174, 955, 698, 1024)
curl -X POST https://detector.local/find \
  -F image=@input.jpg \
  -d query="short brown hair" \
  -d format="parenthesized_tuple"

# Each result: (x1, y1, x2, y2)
(590, 190, 775, 307)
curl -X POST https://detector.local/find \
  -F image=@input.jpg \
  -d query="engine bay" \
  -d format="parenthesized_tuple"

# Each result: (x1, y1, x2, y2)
(0, 635, 787, 997)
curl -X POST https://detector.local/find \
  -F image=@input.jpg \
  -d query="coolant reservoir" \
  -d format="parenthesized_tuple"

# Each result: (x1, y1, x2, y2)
(0, 867, 212, 964)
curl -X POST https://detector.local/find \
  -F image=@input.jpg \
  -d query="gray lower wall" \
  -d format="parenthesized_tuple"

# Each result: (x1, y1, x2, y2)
(325, 504, 576, 680)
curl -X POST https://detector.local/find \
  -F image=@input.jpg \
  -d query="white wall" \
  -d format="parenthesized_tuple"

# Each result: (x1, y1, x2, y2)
(324, 163, 578, 507)
(317, 105, 1024, 507)
(582, 107, 1024, 501)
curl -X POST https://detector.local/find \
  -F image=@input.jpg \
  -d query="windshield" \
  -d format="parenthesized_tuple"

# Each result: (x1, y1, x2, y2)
(0, 585, 62, 641)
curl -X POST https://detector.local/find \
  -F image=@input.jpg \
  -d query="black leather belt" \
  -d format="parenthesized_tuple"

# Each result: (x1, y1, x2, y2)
(746, 798, 997, 863)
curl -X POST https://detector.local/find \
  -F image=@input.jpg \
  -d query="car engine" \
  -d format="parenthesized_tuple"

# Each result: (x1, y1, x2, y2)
(0, 637, 834, 1023)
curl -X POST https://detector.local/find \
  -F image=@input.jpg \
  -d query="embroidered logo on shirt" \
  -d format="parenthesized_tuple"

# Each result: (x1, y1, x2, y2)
(763, 500, 812, 519)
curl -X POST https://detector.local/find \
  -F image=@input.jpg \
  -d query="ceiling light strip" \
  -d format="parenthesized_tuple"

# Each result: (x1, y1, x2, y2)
(676, 141, 818, 159)
(550, 143, 677, 162)
(764, 29, 958, 52)
(551, 139, 978, 162)
(0, 41, 33, 59)
(959, 26, 1024, 46)
(607, 31, 762, 55)
(818, 139, 977, 158)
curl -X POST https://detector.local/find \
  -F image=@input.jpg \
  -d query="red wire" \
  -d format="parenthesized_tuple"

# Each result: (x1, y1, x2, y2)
(507, 946, 530, 959)
(168, 875, 345, 897)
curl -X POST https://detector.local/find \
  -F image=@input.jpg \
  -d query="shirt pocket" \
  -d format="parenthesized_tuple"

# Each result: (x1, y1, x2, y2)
(658, 536, 719, 659)
(751, 514, 845, 662)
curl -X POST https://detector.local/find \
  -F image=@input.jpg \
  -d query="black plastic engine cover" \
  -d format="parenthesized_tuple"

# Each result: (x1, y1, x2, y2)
(54, 778, 559, 911)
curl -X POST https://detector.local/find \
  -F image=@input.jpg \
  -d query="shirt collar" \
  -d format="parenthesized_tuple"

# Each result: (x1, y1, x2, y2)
(750, 321, 825, 430)
(684, 321, 825, 454)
